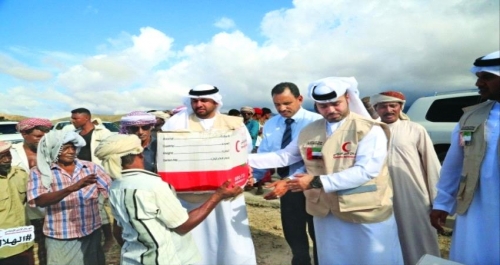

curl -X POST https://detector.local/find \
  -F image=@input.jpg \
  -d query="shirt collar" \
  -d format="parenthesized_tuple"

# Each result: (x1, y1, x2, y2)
(50, 159, 88, 170)
(121, 168, 160, 178)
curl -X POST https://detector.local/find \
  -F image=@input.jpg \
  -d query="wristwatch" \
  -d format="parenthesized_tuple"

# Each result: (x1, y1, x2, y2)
(309, 176, 323, 189)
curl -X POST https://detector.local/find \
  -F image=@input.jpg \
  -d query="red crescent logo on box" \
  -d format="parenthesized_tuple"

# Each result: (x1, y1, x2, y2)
(341, 142, 351, 152)
(235, 140, 241, 152)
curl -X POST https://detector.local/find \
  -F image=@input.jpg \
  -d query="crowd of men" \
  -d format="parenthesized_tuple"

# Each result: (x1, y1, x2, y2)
(0, 50, 498, 265)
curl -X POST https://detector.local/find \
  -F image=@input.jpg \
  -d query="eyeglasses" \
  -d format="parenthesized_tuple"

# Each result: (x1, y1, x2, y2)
(241, 112, 253, 116)
(128, 125, 152, 133)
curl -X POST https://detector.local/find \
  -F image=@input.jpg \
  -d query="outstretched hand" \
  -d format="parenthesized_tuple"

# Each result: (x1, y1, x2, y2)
(215, 180, 243, 200)
(263, 180, 288, 200)
(287, 173, 314, 192)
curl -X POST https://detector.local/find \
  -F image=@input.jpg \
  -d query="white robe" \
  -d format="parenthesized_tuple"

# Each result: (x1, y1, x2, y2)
(434, 102, 500, 264)
(386, 119, 441, 264)
(249, 120, 403, 265)
(163, 113, 257, 265)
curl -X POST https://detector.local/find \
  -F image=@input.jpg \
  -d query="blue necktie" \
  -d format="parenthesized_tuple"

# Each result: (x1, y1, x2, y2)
(277, 118, 294, 178)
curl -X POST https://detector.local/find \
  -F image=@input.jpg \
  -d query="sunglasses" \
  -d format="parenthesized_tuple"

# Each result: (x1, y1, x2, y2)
(128, 125, 152, 133)
(241, 112, 253, 115)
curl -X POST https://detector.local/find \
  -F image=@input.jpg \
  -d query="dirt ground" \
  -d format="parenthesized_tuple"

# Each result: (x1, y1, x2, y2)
(104, 188, 452, 265)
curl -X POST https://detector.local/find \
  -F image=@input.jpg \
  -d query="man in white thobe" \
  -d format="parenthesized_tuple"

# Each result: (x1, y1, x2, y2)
(162, 84, 256, 265)
(371, 91, 441, 264)
(249, 77, 403, 265)
(431, 50, 500, 264)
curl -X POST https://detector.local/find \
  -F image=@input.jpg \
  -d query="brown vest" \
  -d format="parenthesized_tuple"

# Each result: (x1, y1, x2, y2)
(179, 113, 244, 203)
(456, 100, 497, 214)
(298, 112, 393, 223)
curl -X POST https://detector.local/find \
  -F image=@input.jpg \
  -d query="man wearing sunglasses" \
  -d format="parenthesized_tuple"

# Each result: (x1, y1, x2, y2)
(119, 111, 157, 173)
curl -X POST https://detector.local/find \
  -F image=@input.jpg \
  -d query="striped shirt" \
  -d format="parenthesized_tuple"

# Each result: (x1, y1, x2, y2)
(27, 159, 111, 239)
(109, 169, 200, 265)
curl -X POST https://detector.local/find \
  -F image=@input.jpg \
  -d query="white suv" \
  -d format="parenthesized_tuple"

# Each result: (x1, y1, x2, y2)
(0, 121, 23, 144)
(406, 90, 484, 162)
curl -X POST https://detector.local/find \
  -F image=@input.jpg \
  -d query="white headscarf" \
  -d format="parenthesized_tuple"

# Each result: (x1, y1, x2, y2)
(470, 50, 500, 76)
(307, 77, 371, 118)
(37, 130, 86, 189)
(149, 111, 171, 121)
(163, 84, 224, 130)
(95, 134, 143, 179)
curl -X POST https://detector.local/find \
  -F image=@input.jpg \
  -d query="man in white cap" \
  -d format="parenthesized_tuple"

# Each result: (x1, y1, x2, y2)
(240, 106, 260, 150)
(249, 77, 403, 264)
(94, 134, 243, 265)
(147, 110, 171, 134)
(26, 130, 112, 265)
(371, 91, 441, 264)
(431, 50, 500, 264)
(162, 84, 256, 265)
(120, 111, 157, 173)
(0, 141, 34, 265)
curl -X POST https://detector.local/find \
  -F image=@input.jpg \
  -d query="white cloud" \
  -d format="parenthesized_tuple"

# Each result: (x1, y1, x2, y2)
(214, 17, 236, 30)
(0, 53, 52, 81)
(0, 0, 498, 119)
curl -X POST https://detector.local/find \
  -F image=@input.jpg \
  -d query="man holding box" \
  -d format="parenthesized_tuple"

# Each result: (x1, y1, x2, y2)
(95, 134, 243, 265)
(162, 84, 256, 265)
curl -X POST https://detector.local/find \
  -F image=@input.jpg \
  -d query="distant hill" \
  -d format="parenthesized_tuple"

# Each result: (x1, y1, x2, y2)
(51, 114, 125, 123)
(0, 113, 29, 121)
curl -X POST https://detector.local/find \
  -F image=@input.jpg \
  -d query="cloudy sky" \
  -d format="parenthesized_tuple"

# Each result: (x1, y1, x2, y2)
(0, 0, 498, 119)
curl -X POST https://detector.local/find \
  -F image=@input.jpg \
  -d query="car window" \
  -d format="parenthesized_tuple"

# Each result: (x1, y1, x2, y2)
(103, 122, 120, 132)
(55, 121, 71, 130)
(0, 124, 19, 134)
(425, 95, 484, 122)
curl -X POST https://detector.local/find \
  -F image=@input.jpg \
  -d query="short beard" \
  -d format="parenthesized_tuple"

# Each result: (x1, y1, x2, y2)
(26, 142, 38, 152)
(0, 164, 11, 176)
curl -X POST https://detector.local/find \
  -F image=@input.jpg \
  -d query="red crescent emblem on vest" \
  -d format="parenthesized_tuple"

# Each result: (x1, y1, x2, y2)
(341, 142, 351, 152)
(235, 140, 241, 152)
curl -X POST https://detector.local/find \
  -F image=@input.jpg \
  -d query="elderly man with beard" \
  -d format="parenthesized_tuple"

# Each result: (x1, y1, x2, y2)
(249, 77, 403, 265)
(10, 118, 52, 265)
(26, 131, 112, 265)
(162, 84, 256, 265)
(431, 50, 500, 264)
(370, 91, 441, 264)
(120, 111, 157, 173)
(0, 141, 34, 265)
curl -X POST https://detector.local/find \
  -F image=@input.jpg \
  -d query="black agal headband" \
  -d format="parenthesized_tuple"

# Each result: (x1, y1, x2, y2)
(474, 56, 500, 67)
(188, 86, 219, 96)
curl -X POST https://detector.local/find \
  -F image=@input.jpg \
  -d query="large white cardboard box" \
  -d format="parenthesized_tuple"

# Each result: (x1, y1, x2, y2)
(157, 127, 249, 192)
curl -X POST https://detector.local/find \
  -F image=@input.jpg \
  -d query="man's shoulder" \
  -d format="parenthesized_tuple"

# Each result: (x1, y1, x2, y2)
(402, 120, 426, 131)
(462, 100, 495, 113)
(217, 113, 244, 128)
(93, 126, 112, 137)
(10, 166, 28, 177)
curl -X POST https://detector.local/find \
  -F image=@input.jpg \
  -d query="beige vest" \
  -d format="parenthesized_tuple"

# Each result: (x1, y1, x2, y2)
(456, 100, 497, 214)
(179, 113, 244, 203)
(298, 112, 393, 223)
